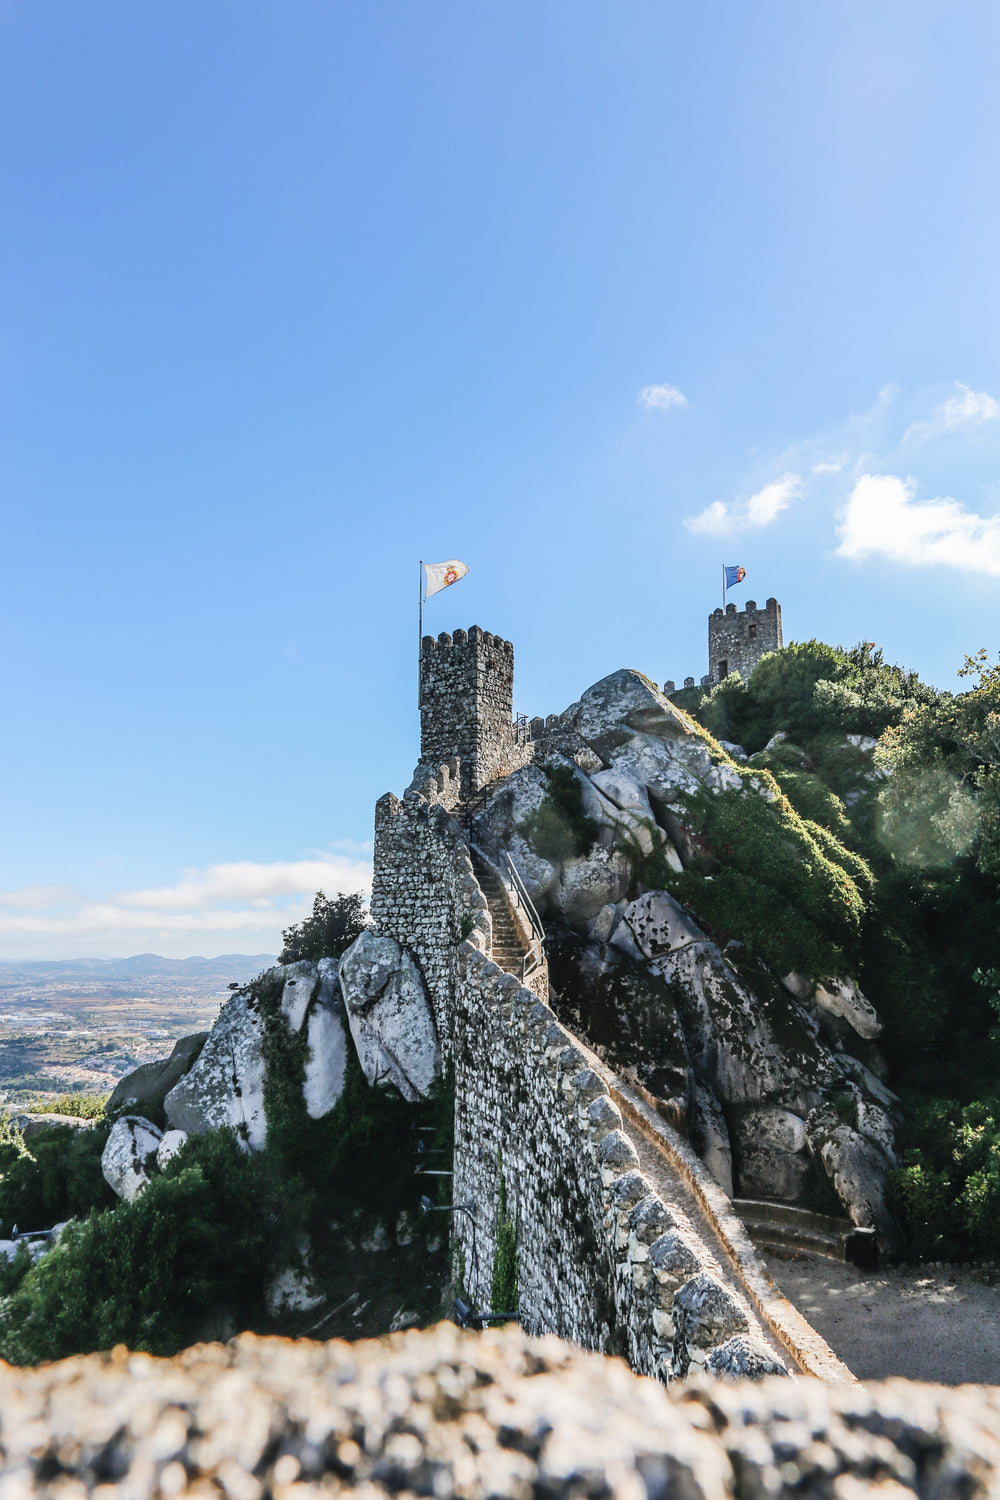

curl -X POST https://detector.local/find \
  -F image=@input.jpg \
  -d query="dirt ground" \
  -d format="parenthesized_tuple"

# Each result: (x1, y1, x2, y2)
(764, 1250, 1000, 1384)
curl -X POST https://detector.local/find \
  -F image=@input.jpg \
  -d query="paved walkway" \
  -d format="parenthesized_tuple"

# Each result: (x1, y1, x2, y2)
(764, 1252, 1000, 1384)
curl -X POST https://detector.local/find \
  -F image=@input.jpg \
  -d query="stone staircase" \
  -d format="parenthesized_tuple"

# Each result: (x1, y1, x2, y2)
(732, 1198, 877, 1267)
(471, 851, 533, 978)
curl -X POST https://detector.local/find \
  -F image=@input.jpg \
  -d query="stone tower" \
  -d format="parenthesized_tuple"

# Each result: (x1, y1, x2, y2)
(419, 627, 516, 797)
(707, 597, 783, 686)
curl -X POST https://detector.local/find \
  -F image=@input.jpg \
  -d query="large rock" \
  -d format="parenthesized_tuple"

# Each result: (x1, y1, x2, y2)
(687, 1077, 734, 1197)
(783, 972, 883, 1041)
(470, 765, 560, 911)
(13, 1113, 93, 1142)
(339, 932, 440, 1101)
(607, 734, 707, 812)
(546, 930, 689, 1127)
(550, 847, 631, 925)
(618, 890, 706, 959)
(653, 942, 839, 1115)
(101, 1116, 163, 1202)
(164, 991, 269, 1149)
(106, 1032, 208, 1119)
(303, 957, 350, 1119)
(561, 669, 696, 758)
(805, 1101, 900, 1248)
(163, 961, 352, 1147)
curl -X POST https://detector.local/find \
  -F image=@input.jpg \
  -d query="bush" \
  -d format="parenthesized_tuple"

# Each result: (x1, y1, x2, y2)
(519, 764, 599, 863)
(279, 890, 369, 963)
(0, 1123, 115, 1237)
(0, 1131, 287, 1363)
(25, 1094, 108, 1120)
(889, 1094, 1000, 1260)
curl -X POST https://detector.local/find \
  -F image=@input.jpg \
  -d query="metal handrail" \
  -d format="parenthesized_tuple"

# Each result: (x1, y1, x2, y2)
(500, 850, 545, 979)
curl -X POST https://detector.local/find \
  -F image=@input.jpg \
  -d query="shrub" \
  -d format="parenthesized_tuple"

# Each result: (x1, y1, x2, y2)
(25, 1094, 108, 1120)
(519, 764, 599, 864)
(279, 890, 369, 963)
(0, 1131, 286, 1364)
(0, 1123, 115, 1237)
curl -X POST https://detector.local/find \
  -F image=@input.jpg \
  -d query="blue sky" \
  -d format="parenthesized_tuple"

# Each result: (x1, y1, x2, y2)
(2, 1, 1000, 957)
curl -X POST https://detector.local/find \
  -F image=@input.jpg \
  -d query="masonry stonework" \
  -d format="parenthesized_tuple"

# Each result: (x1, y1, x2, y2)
(365, 620, 849, 1384)
(707, 597, 783, 686)
(419, 628, 526, 797)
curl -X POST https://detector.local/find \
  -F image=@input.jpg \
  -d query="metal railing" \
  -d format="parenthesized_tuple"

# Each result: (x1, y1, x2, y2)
(500, 849, 545, 980)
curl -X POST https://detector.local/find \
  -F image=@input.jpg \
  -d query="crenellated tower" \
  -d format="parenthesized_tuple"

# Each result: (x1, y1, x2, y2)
(419, 626, 517, 797)
(707, 597, 783, 686)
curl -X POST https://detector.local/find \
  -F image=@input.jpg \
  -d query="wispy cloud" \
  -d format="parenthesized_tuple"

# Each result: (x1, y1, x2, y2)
(904, 383, 1000, 445)
(812, 455, 847, 475)
(638, 383, 687, 411)
(685, 473, 802, 536)
(836, 473, 1000, 577)
(0, 856, 372, 959)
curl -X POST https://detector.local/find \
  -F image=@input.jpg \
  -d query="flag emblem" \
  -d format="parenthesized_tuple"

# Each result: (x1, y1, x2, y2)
(423, 559, 470, 599)
(724, 564, 746, 589)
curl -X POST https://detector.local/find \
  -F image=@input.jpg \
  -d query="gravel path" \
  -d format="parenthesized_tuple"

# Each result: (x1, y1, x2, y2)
(763, 1251, 1000, 1384)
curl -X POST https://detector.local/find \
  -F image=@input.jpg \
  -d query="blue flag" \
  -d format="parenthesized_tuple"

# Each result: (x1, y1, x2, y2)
(724, 565, 746, 590)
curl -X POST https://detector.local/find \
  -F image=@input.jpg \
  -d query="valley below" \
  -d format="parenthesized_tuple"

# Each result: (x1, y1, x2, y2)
(0, 955, 275, 1106)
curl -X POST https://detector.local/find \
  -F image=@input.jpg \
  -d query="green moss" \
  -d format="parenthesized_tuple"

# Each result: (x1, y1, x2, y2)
(490, 1151, 518, 1317)
(519, 763, 599, 863)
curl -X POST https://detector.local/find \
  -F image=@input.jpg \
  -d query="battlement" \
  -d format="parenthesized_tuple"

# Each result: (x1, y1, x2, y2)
(419, 625, 518, 797)
(664, 597, 785, 697)
(707, 597, 782, 686)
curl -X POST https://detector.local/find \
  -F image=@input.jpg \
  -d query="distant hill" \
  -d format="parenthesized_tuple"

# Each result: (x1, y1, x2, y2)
(0, 954, 278, 981)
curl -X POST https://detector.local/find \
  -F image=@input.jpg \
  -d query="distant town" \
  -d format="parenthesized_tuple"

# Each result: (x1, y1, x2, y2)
(0, 955, 275, 1107)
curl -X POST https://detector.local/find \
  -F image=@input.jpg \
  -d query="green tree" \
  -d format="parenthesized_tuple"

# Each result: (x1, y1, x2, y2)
(279, 890, 369, 963)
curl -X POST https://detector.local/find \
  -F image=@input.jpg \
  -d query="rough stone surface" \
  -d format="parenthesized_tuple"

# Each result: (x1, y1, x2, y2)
(5, 1326, 998, 1497)
(303, 956, 350, 1118)
(101, 1115, 163, 1201)
(107, 1032, 208, 1117)
(339, 930, 440, 1100)
(561, 668, 696, 757)
(708, 597, 783, 685)
(164, 992, 269, 1149)
(156, 1129, 188, 1172)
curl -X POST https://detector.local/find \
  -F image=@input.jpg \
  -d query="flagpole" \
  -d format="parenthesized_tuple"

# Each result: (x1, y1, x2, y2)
(418, 560, 423, 712)
(722, 563, 725, 611)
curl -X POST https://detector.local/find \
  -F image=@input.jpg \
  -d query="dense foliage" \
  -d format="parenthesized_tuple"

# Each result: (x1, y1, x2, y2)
(279, 890, 369, 963)
(0, 1030, 454, 1364)
(0, 1121, 115, 1236)
(679, 642, 1000, 1258)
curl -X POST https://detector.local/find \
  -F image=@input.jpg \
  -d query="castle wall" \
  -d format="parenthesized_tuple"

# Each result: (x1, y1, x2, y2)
(707, 597, 782, 686)
(420, 628, 524, 796)
(370, 764, 490, 1044)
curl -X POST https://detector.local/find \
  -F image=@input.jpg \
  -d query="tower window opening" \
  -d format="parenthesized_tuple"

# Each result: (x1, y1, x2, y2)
(718, 659, 728, 679)
(749, 623, 757, 638)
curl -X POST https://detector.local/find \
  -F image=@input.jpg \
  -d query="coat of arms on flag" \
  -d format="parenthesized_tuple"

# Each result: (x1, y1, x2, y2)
(724, 564, 746, 590)
(423, 559, 470, 599)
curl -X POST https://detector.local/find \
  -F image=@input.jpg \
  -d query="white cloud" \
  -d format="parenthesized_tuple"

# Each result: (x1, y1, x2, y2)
(812, 455, 847, 474)
(0, 856, 372, 959)
(904, 383, 1000, 445)
(685, 473, 802, 536)
(836, 473, 1000, 576)
(638, 383, 687, 411)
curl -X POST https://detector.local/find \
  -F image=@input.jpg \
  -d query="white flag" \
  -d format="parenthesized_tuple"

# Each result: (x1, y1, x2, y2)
(423, 559, 469, 599)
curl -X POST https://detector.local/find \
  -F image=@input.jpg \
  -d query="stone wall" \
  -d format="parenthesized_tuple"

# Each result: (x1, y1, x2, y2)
(449, 943, 786, 1380)
(419, 627, 530, 796)
(707, 597, 783, 686)
(7, 1327, 999, 1498)
(370, 771, 491, 1043)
